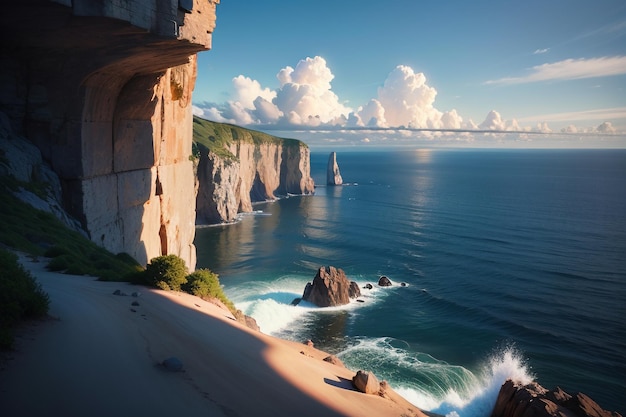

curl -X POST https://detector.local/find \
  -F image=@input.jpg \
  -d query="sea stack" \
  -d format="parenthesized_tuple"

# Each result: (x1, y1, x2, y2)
(300, 266, 361, 307)
(327, 152, 343, 186)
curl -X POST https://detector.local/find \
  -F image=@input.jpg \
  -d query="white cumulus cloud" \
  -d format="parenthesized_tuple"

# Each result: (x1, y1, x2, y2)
(272, 56, 351, 126)
(376, 65, 441, 128)
(596, 121, 616, 133)
(479, 110, 506, 130)
(193, 56, 622, 138)
(231, 75, 276, 109)
(561, 124, 578, 133)
(478, 110, 523, 131)
(354, 99, 387, 127)
(201, 56, 351, 127)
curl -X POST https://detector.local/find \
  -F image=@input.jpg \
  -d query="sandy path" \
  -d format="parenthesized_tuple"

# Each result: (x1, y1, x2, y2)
(0, 254, 425, 417)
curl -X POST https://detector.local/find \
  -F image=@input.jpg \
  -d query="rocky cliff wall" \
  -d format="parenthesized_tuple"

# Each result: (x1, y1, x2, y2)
(0, 0, 219, 269)
(194, 123, 315, 224)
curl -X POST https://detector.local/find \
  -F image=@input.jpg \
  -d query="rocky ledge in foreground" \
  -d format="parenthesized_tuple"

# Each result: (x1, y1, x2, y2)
(296, 266, 360, 307)
(491, 379, 622, 417)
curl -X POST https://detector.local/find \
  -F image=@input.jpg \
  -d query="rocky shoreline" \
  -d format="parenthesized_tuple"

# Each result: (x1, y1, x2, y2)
(491, 379, 622, 417)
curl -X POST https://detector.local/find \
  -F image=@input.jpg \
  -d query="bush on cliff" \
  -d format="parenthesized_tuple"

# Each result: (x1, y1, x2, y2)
(183, 269, 235, 312)
(0, 248, 50, 349)
(143, 255, 188, 291)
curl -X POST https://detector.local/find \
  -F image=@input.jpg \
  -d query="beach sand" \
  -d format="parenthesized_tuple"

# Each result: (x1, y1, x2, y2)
(0, 254, 426, 417)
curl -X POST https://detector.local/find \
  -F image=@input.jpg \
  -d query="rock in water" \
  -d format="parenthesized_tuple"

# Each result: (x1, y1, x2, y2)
(378, 276, 392, 286)
(352, 370, 380, 395)
(327, 152, 343, 186)
(302, 266, 359, 307)
(349, 281, 361, 299)
(491, 380, 622, 417)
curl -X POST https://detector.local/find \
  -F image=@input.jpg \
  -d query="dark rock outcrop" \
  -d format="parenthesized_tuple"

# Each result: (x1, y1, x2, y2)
(378, 276, 392, 286)
(301, 266, 360, 307)
(349, 281, 362, 299)
(327, 152, 343, 186)
(491, 380, 622, 417)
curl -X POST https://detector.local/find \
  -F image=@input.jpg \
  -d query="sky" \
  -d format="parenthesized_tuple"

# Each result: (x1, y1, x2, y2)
(192, 0, 626, 149)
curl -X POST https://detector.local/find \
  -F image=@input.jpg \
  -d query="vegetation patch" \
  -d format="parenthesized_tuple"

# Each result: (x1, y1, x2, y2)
(0, 177, 142, 282)
(134, 255, 236, 314)
(0, 248, 50, 349)
(142, 254, 188, 291)
(183, 268, 236, 312)
(192, 116, 307, 162)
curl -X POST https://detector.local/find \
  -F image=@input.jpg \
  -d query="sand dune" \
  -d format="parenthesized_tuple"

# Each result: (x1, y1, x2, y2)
(0, 254, 425, 417)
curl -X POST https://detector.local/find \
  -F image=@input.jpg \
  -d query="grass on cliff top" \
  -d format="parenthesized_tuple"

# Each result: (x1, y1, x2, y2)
(0, 177, 143, 282)
(192, 116, 306, 161)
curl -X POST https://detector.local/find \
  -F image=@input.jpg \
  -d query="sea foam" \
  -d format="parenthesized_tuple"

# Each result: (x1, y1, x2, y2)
(228, 275, 392, 335)
(337, 338, 533, 417)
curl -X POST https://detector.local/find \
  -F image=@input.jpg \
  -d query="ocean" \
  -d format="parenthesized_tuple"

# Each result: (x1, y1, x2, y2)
(195, 149, 626, 416)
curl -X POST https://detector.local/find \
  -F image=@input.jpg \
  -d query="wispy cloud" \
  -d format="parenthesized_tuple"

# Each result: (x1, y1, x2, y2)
(515, 107, 626, 123)
(485, 55, 626, 85)
(533, 48, 550, 55)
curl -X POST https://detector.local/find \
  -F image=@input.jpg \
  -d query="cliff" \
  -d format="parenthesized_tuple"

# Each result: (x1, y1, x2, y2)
(0, 0, 220, 269)
(193, 117, 315, 224)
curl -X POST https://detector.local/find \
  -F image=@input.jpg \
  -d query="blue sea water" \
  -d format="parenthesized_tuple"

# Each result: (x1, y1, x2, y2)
(195, 149, 626, 416)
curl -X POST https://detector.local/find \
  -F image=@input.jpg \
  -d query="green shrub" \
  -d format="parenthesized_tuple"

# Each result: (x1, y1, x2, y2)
(46, 254, 71, 271)
(183, 269, 235, 313)
(0, 249, 50, 349)
(144, 255, 188, 291)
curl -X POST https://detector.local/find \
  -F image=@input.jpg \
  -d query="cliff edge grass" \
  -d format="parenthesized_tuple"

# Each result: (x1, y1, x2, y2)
(192, 116, 306, 160)
(0, 177, 142, 283)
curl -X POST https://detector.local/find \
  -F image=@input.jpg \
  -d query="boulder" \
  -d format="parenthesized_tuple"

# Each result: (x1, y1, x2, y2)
(162, 357, 183, 372)
(491, 380, 622, 417)
(352, 370, 380, 395)
(378, 276, 392, 287)
(233, 310, 261, 332)
(323, 355, 345, 368)
(302, 266, 360, 307)
(363, 283, 373, 290)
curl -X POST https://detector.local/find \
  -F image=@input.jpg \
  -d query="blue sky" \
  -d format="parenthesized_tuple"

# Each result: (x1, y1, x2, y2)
(193, 0, 626, 148)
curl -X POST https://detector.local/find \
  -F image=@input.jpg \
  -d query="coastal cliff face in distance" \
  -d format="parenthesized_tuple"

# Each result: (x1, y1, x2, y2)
(193, 118, 315, 224)
(0, 0, 220, 269)
(327, 152, 343, 185)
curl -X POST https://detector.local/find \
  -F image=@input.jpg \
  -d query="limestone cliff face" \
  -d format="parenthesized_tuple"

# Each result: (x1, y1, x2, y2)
(194, 120, 315, 224)
(0, 0, 220, 269)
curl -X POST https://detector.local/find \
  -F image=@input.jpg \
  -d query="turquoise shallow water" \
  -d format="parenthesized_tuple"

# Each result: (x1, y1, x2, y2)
(195, 149, 626, 415)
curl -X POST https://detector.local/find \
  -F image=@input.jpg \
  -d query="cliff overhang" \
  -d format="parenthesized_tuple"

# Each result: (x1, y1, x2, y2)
(0, 0, 219, 269)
